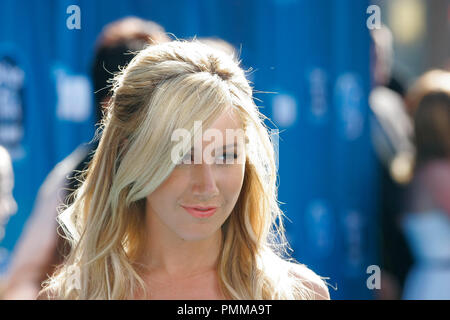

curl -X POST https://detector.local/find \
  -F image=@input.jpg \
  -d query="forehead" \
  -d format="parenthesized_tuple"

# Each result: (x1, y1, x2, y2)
(208, 107, 243, 131)
(191, 107, 246, 149)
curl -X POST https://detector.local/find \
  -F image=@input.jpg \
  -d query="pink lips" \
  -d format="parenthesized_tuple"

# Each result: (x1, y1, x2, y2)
(181, 205, 217, 218)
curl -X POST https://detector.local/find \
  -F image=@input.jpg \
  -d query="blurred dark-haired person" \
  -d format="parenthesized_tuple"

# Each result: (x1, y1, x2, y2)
(401, 71, 450, 300)
(369, 25, 415, 299)
(1, 17, 170, 300)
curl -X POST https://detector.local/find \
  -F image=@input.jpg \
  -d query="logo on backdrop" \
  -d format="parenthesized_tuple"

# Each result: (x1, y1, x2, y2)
(0, 56, 25, 160)
(334, 73, 365, 141)
(272, 93, 297, 128)
(54, 67, 92, 123)
(307, 68, 329, 125)
(304, 199, 335, 259)
(340, 209, 368, 277)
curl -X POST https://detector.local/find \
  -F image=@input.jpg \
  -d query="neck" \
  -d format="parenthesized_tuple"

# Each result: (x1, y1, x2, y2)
(137, 215, 223, 279)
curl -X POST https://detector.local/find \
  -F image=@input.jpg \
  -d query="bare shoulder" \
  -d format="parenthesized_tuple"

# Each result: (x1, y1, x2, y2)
(287, 262, 330, 300)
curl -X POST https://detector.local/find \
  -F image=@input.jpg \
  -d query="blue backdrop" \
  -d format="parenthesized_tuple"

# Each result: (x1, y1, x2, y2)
(0, 0, 378, 299)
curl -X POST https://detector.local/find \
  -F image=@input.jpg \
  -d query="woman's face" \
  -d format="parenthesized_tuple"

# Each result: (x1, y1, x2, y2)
(146, 108, 246, 242)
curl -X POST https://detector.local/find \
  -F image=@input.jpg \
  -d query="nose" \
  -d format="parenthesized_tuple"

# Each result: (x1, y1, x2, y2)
(190, 162, 219, 199)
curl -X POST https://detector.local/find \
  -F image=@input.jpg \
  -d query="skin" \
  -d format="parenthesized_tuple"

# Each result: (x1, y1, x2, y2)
(137, 108, 246, 299)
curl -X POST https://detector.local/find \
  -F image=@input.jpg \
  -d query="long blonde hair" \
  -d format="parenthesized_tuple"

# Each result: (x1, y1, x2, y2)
(40, 40, 324, 299)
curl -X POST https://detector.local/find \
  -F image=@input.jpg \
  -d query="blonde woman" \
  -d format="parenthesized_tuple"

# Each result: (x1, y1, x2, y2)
(39, 40, 330, 300)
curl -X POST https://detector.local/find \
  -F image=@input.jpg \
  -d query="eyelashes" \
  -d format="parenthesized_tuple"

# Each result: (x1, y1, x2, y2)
(178, 152, 239, 165)
(217, 153, 238, 161)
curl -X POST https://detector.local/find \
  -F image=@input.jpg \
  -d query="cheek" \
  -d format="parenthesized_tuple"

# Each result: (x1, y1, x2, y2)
(220, 164, 245, 208)
(146, 171, 188, 211)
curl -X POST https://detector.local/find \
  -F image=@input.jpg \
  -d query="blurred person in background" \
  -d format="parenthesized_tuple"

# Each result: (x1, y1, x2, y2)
(0, 146, 17, 297)
(400, 70, 450, 300)
(369, 25, 415, 299)
(404, 69, 450, 117)
(1, 17, 170, 300)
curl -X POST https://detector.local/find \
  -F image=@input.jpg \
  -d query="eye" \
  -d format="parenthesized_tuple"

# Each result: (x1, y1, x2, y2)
(176, 152, 240, 165)
(217, 153, 238, 164)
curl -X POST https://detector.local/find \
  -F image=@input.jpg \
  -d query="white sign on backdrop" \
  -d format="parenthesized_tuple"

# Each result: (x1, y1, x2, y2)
(54, 68, 92, 123)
